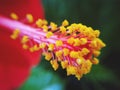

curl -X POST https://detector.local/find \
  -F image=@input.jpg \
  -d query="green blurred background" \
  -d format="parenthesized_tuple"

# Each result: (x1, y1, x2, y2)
(20, 0, 120, 90)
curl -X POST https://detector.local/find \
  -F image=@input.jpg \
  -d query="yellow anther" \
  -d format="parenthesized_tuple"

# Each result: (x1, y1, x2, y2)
(80, 38, 87, 45)
(76, 57, 84, 65)
(85, 60, 92, 72)
(80, 27, 95, 39)
(55, 50, 63, 58)
(60, 26, 66, 34)
(63, 48, 70, 56)
(33, 45, 39, 51)
(10, 34, 18, 40)
(90, 38, 106, 49)
(66, 65, 77, 76)
(45, 53, 52, 61)
(66, 26, 72, 32)
(36, 19, 43, 27)
(48, 44, 54, 51)
(85, 30, 96, 40)
(73, 33, 77, 37)
(10, 29, 20, 39)
(62, 20, 69, 26)
(74, 38, 81, 46)
(67, 37, 74, 45)
(50, 60, 59, 70)
(46, 32, 53, 38)
(94, 30, 100, 37)
(93, 50, 100, 57)
(81, 60, 92, 74)
(13, 29, 20, 34)
(50, 22, 57, 31)
(43, 19, 48, 25)
(69, 23, 79, 32)
(29, 45, 39, 52)
(90, 39, 97, 48)
(81, 48, 90, 56)
(26, 14, 33, 23)
(91, 58, 99, 64)
(21, 36, 29, 44)
(61, 60, 68, 69)
(22, 44, 29, 50)
(10, 13, 19, 20)
(79, 25, 87, 32)
(29, 47, 34, 52)
(75, 72, 83, 80)
(42, 25, 48, 32)
(39, 43, 46, 49)
(97, 38, 106, 48)
(70, 51, 79, 58)
(67, 27, 73, 34)
(56, 40, 63, 47)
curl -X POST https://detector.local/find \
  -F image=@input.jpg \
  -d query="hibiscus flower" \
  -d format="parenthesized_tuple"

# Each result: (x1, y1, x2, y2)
(0, 0, 106, 89)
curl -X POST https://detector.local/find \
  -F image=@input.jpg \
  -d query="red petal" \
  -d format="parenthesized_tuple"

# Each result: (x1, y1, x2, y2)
(0, 26, 41, 90)
(0, 0, 44, 20)
(0, 0, 44, 89)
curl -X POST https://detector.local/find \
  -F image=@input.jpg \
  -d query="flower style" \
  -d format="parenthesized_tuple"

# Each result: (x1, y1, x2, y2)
(0, 13, 106, 82)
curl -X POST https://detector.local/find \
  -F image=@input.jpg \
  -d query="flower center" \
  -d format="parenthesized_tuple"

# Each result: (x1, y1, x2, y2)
(0, 14, 106, 80)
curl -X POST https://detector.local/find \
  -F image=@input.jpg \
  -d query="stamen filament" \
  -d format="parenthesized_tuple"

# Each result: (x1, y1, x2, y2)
(0, 15, 106, 80)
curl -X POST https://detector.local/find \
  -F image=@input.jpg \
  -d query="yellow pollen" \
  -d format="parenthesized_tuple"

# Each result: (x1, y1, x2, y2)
(46, 32, 53, 38)
(90, 38, 106, 50)
(94, 30, 100, 37)
(67, 27, 73, 34)
(93, 50, 100, 57)
(43, 19, 48, 25)
(33, 45, 40, 51)
(50, 60, 59, 70)
(22, 44, 29, 50)
(10, 13, 19, 20)
(97, 38, 106, 48)
(90, 39, 97, 48)
(39, 43, 46, 49)
(70, 51, 79, 58)
(67, 37, 74, 45)
(48, 44, 54, 51)
(63, 48, 70, 56)
(81, 60, 92, 74)
(62, 20, 69, 26)
(75, 72, 83, 80)
(21, 36, 29, 44)
(50, 22, 57, 31)
(69, 23, 78, 32)
(10, 29, 20, 39)
(80, 38, 87, 45)
(74, 38, 81, 46)
(81, 48, 90, 56)
(55, 50, 63, 58)
(42, 25, 48, 32)
(66, 65, 77, 76)
(29, 45, 40, 52)
(61, 60, 68, 69)
(36, 19, 43, 27)
(76, 57, 84, 65)
(56, 40, 63, 47)
(45, 53, 52, 61)
(60, 26, 66, 34)
(29, 47, 35, 52)
(26, 14, 33, 23)
(91, 58, 99, 64)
